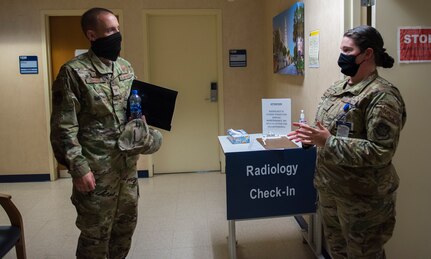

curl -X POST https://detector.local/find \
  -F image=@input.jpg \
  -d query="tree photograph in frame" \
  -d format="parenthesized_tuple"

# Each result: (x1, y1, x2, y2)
(273, 2, 305, 75)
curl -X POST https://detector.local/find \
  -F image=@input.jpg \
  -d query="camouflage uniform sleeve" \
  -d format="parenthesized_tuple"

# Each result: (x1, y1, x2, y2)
(140, 127, 163, 154)
(50, 66, 91, 178)
(320, 92, 406, 167)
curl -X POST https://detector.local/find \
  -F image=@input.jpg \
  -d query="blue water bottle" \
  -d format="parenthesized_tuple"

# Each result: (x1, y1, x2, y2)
(129, 90, 142, 119)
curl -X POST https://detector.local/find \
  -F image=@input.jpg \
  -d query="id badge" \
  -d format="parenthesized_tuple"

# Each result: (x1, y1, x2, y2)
(336, 121, 353, 137)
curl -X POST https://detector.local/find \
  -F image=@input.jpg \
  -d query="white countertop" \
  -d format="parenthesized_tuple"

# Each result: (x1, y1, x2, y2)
(218, 134, 266, 153)
(218, 133, 302, 153)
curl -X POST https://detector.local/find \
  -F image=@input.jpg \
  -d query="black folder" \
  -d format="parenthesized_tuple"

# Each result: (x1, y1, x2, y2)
(127, 80, 178, 131)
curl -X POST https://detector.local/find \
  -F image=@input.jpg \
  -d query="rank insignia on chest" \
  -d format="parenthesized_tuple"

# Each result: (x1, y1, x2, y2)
(85, 77, 107, 84)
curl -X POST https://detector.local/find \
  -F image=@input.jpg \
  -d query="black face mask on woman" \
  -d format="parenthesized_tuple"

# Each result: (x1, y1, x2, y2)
(337, 52, 364, 77)
(91, 32, 122, 61)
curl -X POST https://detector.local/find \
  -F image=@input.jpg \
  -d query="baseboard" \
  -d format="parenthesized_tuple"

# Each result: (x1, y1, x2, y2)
(0, 174, 51, 183)
(138, 170, 149, 178)
(57, 170, 149, 178)
(0, 170, 148, 183)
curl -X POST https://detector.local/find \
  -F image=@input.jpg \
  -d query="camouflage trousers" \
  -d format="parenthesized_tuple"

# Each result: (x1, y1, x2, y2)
(71, 164, 139, 259)
(318, 190, 396, 259)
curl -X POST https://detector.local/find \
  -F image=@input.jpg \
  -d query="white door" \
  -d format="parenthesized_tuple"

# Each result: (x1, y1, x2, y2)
(145, 11, 221, 174)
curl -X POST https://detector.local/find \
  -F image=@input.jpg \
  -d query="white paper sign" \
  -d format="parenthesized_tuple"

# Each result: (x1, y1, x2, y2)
(262, 98, 291, 136)
(309, 30, 320, 68)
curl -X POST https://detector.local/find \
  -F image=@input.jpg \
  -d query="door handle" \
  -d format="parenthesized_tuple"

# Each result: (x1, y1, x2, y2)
(210, 82, 217, 102)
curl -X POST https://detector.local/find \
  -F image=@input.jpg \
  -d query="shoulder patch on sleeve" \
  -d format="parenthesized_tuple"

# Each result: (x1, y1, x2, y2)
(375, 104, 401, 126)
(374, 122, 391, 140)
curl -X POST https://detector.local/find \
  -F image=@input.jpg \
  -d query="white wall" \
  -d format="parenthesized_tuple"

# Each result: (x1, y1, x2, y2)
(375, 0, 431, 258)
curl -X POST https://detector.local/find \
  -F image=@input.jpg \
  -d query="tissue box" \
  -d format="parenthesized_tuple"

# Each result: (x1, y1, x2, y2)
(227, 129, 250, 144)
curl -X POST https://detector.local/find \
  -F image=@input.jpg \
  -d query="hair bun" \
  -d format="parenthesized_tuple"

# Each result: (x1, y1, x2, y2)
(380, 52, 394, 68)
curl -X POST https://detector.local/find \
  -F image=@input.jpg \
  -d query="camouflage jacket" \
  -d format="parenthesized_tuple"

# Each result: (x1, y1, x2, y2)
(50, 49, 161, 178)
(314, 71, 406, 197)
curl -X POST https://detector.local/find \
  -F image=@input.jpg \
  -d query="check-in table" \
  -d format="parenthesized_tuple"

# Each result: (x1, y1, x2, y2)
(218, 134, 324, 259)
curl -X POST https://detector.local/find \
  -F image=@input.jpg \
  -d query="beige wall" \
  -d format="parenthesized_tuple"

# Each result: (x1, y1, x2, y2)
(0, 1, 50, 175)
(374, 1, 431, 258)
(265, 0, 431, 258)
(2, 0, 430, 256)
(0, 0, 266, 177)
(264, 0, 343, 128)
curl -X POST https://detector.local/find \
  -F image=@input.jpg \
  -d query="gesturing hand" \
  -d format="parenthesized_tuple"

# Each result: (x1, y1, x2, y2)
(287, 121, 331, 148)
(73, 171, 96, 193)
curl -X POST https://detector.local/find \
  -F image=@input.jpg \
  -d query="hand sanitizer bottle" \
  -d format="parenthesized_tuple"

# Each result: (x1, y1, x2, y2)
(299, 109, 307, 124)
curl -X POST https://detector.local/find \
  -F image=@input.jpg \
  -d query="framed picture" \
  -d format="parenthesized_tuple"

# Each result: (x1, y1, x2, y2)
(273, 2, 305, 75)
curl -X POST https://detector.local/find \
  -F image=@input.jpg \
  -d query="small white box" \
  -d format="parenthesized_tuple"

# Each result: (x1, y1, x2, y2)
(227, 129, 250, 144)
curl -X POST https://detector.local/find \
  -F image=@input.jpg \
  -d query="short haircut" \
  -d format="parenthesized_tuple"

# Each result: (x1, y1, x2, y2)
(81, 7, 114, 34)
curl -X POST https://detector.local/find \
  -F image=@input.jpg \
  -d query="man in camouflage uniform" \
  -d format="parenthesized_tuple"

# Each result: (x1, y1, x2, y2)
(289, 26, 406, 258)
(50, 8, 162, 259)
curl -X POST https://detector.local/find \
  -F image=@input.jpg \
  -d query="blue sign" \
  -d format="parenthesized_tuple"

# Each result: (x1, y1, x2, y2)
(19, 56, 38, 74)
(229, 49, 247, 67)
(225, 147, 317, 220)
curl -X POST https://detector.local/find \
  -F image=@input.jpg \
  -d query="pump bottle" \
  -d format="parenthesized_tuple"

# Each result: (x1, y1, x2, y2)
(299, 110, 307, 124)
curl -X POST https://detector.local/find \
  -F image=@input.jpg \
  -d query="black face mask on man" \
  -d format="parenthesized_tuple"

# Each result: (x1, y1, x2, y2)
(91, 32, 122, 61)
(337, 52, 364, 77)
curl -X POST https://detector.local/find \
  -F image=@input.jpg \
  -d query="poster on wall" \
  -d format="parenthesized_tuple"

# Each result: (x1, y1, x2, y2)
(398, 27, 431, 63)
(272, 2, 305, 75)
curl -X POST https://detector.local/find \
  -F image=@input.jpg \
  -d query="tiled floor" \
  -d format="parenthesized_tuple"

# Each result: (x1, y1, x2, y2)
(1, 172, 315, 259)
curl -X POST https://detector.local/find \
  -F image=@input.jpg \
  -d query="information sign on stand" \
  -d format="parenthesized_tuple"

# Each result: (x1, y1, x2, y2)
(262, 98, 291, 136)
(218, 134, 320, 259)
(225, 145, 317, 220)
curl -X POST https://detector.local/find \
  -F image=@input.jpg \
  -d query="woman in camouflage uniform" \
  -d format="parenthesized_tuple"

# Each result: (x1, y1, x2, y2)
(289, 25, 406, 258)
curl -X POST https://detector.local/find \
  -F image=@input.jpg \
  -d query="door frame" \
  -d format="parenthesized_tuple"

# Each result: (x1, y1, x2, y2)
(142, 9, 225, 177)
(41, 9, 124, 181)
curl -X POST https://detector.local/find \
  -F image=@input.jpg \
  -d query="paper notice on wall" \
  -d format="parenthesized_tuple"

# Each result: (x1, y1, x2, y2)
(262, 98, 291, 137)
(309, 30, 320, 68)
